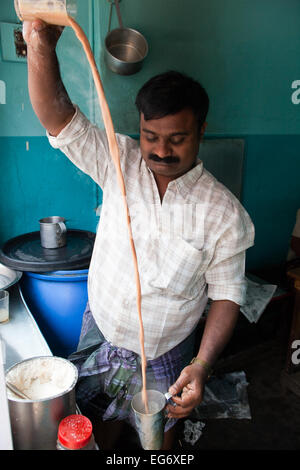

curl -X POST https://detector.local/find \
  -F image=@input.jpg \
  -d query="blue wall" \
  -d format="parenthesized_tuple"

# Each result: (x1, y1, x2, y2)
(0, 0, 99, 243)
(0, 0, 300, 271)
(0, 137, 97, 239)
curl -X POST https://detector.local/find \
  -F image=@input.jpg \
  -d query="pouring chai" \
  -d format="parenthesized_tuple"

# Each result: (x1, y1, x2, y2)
(16, 0, 149, 413)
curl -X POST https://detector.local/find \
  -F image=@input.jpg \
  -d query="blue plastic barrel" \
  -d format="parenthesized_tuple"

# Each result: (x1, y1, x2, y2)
(20, 270, 88, 358)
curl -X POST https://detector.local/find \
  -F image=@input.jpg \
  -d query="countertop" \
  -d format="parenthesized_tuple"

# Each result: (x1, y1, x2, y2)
(0, 283, 52, 371)
(0, 282, 52, 450)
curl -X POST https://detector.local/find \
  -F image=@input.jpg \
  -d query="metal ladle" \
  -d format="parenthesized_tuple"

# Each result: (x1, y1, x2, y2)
(6, 380, 31, 400)
(104, 0, 148, 75)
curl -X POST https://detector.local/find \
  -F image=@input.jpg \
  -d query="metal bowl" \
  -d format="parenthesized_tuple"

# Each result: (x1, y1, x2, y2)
(0, 263, 22, 290)
(105, 27, 148, 75)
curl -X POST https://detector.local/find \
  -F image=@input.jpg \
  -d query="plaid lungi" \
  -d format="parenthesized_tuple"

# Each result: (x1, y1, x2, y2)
(69, 303, 196, 433)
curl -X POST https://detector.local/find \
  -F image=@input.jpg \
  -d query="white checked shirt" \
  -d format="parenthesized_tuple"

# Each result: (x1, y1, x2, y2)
(48, 106, 255, 360)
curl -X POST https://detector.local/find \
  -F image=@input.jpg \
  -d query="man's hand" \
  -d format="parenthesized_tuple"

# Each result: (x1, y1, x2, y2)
(23, 20, 64, 55)
(166, 363, 207, 419)
(165, 300, 240, 420)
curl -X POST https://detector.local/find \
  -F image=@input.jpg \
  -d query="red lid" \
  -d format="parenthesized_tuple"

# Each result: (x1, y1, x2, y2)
(58, 415, 93, 449)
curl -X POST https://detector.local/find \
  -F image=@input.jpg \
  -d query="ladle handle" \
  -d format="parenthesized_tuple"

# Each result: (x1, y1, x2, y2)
(114, 0, 123, 29)
(6, 380, 30, 400)
(108, 1, 113, 32)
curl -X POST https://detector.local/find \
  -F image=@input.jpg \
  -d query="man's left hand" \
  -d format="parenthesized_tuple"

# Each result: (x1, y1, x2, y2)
(166, 363, 208, 419)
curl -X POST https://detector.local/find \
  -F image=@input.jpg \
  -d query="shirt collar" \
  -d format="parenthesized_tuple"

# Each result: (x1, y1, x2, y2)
(145, 158, 203, 197)
(174, 159, 203, 198)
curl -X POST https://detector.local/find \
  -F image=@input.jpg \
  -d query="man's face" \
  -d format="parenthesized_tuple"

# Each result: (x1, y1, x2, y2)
(140, 108, 205, 181)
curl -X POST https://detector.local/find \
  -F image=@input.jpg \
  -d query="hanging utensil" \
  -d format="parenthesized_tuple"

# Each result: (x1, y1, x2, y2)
(104, 0, 148, 75)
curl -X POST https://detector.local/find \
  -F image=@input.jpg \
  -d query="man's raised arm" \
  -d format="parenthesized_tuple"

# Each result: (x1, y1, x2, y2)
(23, 20, 75, 136)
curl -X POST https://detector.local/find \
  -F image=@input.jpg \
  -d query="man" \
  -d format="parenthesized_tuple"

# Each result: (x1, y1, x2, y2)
(23, 20, 254, 450)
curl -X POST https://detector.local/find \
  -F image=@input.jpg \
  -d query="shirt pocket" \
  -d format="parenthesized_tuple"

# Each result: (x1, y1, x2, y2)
(148, 238, 206, 300)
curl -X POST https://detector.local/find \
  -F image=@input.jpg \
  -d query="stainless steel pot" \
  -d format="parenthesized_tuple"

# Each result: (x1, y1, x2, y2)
(104, 0, 148, 75)
(6, 356, 78, 450)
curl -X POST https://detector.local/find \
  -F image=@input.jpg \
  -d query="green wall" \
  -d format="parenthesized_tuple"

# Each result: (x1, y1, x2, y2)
(0, 0, 300, 271)
(94, 0, 300, 135)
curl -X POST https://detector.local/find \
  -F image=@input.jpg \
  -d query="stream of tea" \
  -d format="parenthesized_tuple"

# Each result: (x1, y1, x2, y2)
(17, 0, 149, 411)
(67, 16, 149, 413)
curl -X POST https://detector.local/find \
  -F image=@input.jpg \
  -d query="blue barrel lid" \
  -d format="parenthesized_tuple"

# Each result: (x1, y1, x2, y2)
(24, 269, 88, 281)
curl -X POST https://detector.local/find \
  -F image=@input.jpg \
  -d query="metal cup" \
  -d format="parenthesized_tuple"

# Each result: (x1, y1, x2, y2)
(14, 0, 77, 26)
(131, 390, 172, 450)
(39, 216, 67, 249)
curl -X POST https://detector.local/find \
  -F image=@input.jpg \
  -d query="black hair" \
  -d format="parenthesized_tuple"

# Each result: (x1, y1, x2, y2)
(135, 71, 209, 132)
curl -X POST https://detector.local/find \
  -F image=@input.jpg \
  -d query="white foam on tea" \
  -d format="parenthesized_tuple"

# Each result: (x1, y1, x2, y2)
(140, 401, 161, 414)
(6, 357, 76, 400)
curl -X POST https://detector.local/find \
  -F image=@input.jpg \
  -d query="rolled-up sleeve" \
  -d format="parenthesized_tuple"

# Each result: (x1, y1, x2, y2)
(205, 198, 255, 306)
(47, 106, 110, 188)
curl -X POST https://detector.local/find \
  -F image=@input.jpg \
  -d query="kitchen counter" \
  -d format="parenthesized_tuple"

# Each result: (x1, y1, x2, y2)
(0, 282, 52, 449)
(0, 283, 52, 371)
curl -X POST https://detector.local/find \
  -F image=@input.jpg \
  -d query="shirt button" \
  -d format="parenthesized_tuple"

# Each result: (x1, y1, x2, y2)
(123, 299, 129, 307)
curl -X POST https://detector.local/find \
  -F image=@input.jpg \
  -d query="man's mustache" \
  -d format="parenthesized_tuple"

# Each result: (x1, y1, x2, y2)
(148, 154, 180, 164)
